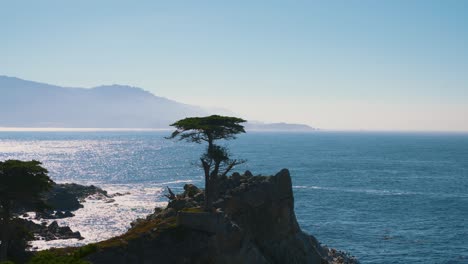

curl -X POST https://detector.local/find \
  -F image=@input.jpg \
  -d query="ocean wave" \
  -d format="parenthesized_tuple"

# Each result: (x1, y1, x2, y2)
(154, 179, 197, 185)
(293, 185, 468, 199)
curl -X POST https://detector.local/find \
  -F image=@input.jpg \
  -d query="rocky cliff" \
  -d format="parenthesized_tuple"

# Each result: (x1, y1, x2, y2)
(85, 169, 358, 264)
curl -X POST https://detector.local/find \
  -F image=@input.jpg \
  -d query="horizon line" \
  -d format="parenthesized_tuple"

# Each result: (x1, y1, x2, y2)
(0, 127, 467, 134)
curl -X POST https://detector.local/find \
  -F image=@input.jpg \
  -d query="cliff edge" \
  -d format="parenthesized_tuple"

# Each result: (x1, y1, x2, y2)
(85, 169, 358, 264)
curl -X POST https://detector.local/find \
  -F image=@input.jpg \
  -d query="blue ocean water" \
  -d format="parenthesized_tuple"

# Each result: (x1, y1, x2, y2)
(0, 131, 467, 264)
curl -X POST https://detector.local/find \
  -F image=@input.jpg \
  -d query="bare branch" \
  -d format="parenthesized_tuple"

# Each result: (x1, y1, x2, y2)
(221, 159, 246, 177)
(164, 186, 176, 200)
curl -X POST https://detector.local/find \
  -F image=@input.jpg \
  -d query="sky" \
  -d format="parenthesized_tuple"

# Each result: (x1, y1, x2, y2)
(1, 0, 468, 131)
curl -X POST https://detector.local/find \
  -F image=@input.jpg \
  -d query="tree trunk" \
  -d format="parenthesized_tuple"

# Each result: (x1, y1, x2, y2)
(0, 201, 10, 262)
(201, 159, 212, 211)
(203, 137, 216, 211)
(207, 137, 213, 151)
(210, 160, 221, 202)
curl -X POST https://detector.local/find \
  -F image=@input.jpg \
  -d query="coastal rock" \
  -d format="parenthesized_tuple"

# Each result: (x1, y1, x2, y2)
(244, 170, 253, 177)
(85, 169, 359, 264)
(36, 210, 76, 219)
(15, 219, 83, 241)
(16, 183, 111, 218)
(43, 221, 83, 241)
(14, 183, 112, 245)
(183, 184, 201, 198)
(168, 198, 196, 211)
(45, 183, 109, 211)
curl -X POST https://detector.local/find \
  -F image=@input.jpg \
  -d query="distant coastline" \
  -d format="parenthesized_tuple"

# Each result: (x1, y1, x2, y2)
(0, 127, 172, 132)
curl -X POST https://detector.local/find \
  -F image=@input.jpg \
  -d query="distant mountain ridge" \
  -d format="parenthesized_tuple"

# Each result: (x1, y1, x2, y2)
(245, 122, 316, 131)
(0, 76, 207, 128)
(0, 76, 316, 131)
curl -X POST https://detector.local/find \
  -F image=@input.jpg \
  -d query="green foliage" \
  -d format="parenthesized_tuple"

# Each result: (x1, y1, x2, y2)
(27, 251, 90, 264)
(0, 160, 53, 262)
(72, 244, 98, 259)
(168, 115, 246, 168)
(97, 216, 178, 249)
(0, 160, 53, 207)
(200, 145, 229, 168)
(4, 220, 34, 263)
(168, 115, 246, 143)
(181, 207, 203, 213)
(25, 244, 97, 264)
(0, 261, 15, 264)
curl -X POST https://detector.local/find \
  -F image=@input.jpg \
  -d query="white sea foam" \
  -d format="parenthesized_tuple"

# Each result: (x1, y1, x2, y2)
(155, 179, 195, 185)
(29, 183, 167, 250)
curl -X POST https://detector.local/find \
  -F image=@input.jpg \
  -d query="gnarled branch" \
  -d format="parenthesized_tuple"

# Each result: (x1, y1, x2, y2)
(164, 186, 176, 200)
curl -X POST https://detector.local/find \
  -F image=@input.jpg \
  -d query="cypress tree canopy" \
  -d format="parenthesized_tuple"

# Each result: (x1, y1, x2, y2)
(168, 115, 246, 143)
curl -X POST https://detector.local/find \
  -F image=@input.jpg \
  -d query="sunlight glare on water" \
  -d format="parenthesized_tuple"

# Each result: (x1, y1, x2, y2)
(1, 131, 468, 263)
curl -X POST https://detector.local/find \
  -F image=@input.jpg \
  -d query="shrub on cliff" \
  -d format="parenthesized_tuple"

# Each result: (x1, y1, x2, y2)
(27, 251, 90, 264)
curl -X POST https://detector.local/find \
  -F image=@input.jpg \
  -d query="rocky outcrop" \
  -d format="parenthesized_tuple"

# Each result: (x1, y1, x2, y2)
(44, 183, 110, 212)
(85, 169, 358, 264)
(15, 218, 83, 241)
(16, 183, 111, 220)
(17, 183, 115, 243)
(41, 221, 84, 241)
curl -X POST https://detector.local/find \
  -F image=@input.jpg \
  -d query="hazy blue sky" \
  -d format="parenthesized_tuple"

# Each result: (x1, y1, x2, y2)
(1, 0, 467, 131)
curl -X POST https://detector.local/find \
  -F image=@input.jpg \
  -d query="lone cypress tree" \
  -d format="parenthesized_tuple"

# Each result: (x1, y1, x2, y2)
(167, 115, 246, 210)
(0, 160, 53, 262)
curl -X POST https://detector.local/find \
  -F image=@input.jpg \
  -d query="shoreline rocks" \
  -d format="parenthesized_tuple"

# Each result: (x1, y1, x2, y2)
(15, 218, 84, 241)
(85, 169, 359, 264)
(19, 183, 117, 243)
(44, 183, 110, 212)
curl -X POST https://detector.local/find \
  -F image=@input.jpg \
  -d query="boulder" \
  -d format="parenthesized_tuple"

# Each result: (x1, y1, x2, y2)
(244, 170, 253, 177)
(183, 184, 200, 198)
(44, 221, 83, 241)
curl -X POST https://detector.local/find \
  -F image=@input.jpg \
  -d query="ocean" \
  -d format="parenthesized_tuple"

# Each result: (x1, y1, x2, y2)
(0, 131, 467, 264)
